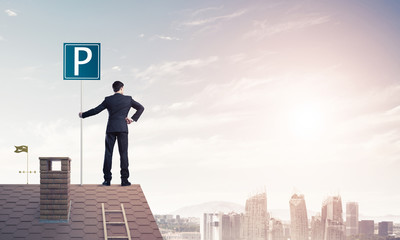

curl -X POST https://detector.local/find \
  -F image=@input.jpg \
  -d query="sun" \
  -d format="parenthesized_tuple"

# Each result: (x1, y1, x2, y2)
(290, 104, 325, 140)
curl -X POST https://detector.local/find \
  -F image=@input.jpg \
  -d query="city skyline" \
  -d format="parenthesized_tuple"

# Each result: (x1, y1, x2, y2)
(193, 192, 398, 240)
(1, 0, 400, 217)
(158, 213, 399, 240)
(166, 190, 399, 224)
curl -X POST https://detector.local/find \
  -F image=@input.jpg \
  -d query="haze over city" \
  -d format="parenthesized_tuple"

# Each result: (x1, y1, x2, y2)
(1, 0, 400, 217)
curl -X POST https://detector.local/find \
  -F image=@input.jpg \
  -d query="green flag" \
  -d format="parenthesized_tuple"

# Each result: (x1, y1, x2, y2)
(14, 145, 28, 153)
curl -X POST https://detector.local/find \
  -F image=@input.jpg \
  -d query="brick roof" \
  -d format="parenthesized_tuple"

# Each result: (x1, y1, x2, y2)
(0, 184, 163, 240)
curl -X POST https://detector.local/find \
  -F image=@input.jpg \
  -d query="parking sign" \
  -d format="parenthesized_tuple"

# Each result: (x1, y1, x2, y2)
(63, 43, 101, 80)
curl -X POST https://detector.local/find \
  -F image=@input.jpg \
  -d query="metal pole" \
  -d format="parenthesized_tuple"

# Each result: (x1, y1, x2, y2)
(80, 80, 83, 185)
(26, 151, 28, 184)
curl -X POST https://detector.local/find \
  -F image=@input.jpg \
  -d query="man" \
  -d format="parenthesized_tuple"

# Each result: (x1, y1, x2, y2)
(79, 81, 144, 186)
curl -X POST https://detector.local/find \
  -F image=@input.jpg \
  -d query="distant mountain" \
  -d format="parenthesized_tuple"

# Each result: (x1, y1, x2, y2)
(170, 201, 244, 218)
(359, 214, 400, 223)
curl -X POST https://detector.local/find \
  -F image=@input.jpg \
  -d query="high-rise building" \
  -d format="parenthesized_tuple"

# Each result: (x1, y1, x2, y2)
(203, 212, 243, 240)
(219, 213, 231, 240)
(242, 192, 269, 240)
(358, 220, 374, 237)
(378, 221, 393, 237)
(321, 196, 345, 240)
(311, 215, 324, 240)
(283, 223, 291, 240)
(240, 214, 246, 240)
(346, 202, 359, 236)
(290, 194, 309, 240)
(203, 213, 220, 240)
(269, 218, 285, 240)
(230, 213, 242, 240)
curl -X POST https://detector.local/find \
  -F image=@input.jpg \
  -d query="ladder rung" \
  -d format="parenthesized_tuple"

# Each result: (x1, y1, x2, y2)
(105, 210, 123, 213)
(107, 222, 125, 225)
(102, 203, 131, 240)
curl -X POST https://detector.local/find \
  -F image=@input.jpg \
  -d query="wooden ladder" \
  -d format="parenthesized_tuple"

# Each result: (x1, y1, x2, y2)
(101, 203, 132, 240)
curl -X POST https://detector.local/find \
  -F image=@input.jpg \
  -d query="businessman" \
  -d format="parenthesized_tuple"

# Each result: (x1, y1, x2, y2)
(79, 81, 144, 186)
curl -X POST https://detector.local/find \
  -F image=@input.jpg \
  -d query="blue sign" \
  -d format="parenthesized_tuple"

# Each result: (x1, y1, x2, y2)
(63, 43, 101, 80)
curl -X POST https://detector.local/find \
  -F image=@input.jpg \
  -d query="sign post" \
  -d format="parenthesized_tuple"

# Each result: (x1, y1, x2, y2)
(63, 43, 101, 185)
(80, 80, 83, 185)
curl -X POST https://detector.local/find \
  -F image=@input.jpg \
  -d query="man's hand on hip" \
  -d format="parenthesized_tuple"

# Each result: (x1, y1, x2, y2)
(125, 117, 134, 124)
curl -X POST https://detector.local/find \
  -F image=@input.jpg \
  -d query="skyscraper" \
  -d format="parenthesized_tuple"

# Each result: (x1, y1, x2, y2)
(378, 221, 393, 237)
(321, 196, 345, 240)
(230, 213, 243, 240)
(243, 191, 269, 240)
(219, 213, 231, 240)
(311, 215, 324, 240)
(290, 194, 309, 240)
(358, 220, 374, 238)
(269, 218, 285, 240)
(346, 202, 359, 236)
(203, 213, 220, 240)
(203, 212, 243, 240)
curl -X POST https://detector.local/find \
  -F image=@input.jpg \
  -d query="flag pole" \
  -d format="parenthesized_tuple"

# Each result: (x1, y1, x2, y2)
(80, 80, 83, 185)
(26, 151, 28, 184)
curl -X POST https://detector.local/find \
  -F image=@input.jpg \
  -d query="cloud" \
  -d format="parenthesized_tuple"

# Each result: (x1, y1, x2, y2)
(139, 33, 145, 38)
(168, 101, 194, 110)
(190, 77, 277, 111)
(112, 66, 121, 71)
(145, 102, 196, 114)
(183, 9, 246, 27)
(0, 36, 4, 41)
(246, 15, 331, 40)
(229, 53, 247, 63)
(136, 112, 246, 142)
(190, 6, 223, 16)
(156, 35, 181, 41)
(5, 9, 17, 17)
(133, 56, 218, 83)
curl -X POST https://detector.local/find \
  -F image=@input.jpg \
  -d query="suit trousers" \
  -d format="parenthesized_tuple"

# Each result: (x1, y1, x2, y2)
(103, 132, 129, 181)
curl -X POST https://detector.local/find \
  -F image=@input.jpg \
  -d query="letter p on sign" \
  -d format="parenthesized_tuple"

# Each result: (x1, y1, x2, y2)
(63, 43, 100, 80)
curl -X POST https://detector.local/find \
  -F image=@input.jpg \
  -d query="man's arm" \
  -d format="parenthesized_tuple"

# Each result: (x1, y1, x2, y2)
(130, 98, 144, 122)
(79, 100, 106, 118)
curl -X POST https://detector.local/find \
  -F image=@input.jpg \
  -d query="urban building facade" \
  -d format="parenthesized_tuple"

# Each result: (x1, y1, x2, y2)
(243, 192, 269, 240)
(219, 213, 231, 240)
(358, 220, 374, 236)
(290, 194, 309, 240)
(202, 212, 243, 240)
(358, 220, 375, 240)
(378, 221, 393, 237)
(203, 213, 220, 240)
(321, 196, 345, 240)
(346, 202, 359, 236)
(311, 215, 324, 240)
(231, 213, 242, 240)
(269, 218, 285, 240)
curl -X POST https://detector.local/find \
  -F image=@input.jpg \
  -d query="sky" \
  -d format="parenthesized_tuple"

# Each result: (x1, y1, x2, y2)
(1, 0, 400, 218)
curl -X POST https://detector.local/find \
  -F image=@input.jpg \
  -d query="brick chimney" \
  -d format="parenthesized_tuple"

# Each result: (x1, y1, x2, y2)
(39, 157, 71, 222)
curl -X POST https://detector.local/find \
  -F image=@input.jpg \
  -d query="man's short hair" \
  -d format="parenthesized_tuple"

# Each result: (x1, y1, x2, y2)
(112, 81, 124, 92)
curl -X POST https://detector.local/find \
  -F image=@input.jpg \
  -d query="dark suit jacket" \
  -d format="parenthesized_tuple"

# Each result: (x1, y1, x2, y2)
(82, 93, 144, 133)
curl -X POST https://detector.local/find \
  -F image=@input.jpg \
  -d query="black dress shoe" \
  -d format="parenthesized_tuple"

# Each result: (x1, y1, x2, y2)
(102, 180, 110, 186)
(121, 180, 131, 186)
